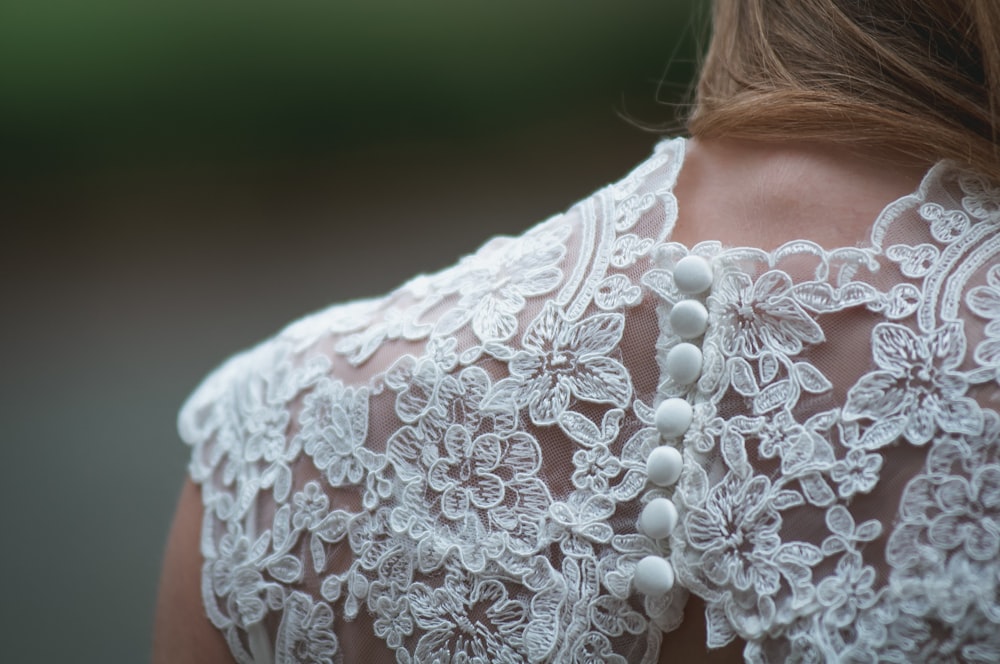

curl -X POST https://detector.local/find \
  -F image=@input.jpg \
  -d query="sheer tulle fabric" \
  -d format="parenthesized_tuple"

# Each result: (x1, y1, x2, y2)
(179, 138, 1000, 663)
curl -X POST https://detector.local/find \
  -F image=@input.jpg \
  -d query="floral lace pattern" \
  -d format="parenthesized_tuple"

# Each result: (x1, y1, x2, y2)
(179, 138, 1000, 662)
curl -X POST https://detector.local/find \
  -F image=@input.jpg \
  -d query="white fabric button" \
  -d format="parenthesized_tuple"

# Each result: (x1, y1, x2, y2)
(666, 342, 703, 384)
(639, 497, 679, 539)
(634, 555, 675, 595)
(669, 300, 708, 339)
(655, 398, 693, 439)
(646, 446, 683, 486)
(674, 255, 713, 294)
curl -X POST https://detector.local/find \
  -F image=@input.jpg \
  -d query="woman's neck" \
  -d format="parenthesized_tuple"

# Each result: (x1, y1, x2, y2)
(670, 137, 931, 251)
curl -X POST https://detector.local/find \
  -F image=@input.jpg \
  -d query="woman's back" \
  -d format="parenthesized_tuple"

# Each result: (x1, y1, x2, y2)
(162, 136, 1000, 662)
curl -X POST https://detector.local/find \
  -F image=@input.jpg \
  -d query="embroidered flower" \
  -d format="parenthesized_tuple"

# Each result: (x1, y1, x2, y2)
(384, 355, 444, 424)
(926, 466, 1000, 561)
(571, 444, 623, 491)
(387, 368, 551, 568)
(275, 591, 339, 663)
(489, 304, 632, 425)
(882, 554, 1000, 664)
(372, 595, 414, 649)
(960, 172, 1000, 222)
(242, 400, 292, 465)
(821, 505, 883, 559)
(406, 571, 529, 663)
(298, 378, 375, 486)
(292, 482, 330, 530)
(756, 409, 829, 474)
(686, 475, 785, 596)
(831, 449, 884, 498)
(710, 270, 824, 359)
(433, 225, 567, 343)
(390, 424, 551, 570)
(427, 426, 508, 519)
(547, 492, 615, 558)
(816, 553, 878, 628)
(684, 401, 725, 454)
(211, 524, 276, 626)
(843, 322, 982, 445)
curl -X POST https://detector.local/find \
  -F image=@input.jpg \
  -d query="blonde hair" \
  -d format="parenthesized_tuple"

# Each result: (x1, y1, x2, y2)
(688, 0, 1000, 181)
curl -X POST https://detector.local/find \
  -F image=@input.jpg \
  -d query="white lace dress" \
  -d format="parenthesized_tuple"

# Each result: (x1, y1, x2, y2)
(178, 137, 1000, 663)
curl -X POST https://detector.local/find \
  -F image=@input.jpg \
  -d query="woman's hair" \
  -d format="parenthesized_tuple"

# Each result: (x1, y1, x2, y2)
(689, 0, 1000, 181)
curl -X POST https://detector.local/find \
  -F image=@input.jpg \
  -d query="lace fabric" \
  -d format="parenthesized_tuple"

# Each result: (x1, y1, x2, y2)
(178, 137, 1000, 663)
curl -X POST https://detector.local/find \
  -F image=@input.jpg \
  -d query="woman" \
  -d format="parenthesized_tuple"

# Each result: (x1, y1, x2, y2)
(154, 1, 1000, 661)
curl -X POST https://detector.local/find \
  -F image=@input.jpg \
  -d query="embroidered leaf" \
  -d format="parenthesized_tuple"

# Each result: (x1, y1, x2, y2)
(754, 380, 794, 414)
(721, 428, 750, 477)
(640, 269, 677, 301)
(320, 575, 342, 603)
(272, 504, 291, 550)
(825, 505, 855, 536)
(705, 602, 737, 648)
(886, 243, 939, 277)
(611, 534, 651, 554)
(595, 274, 643, 310)
(778, 541, 824, 566)
(881, 283, 922, 319)
(237, 476, 261, 518)
(839, 282, 879, 308)
(601, 409, 626, 440)
(524, 586, 562, 661)
(855, 519, 883, 542)
(772, 490, 805, 510)
(249, 530, 271, 562)
(603, 570, 633, 599)
(273, 464, 292, 503)
(558, 411, 603, 447)
(858, 416, 907, 449)
(310, 533, 327, 574)
(633, 398, 655, 424)
(799, 472, 836, 507)
(611, 234, 655, 268)
(795, 363, 833, 394)
(684, 462, 709, 505)
(759, 352, 780, 383)
(314, 511, 351, 543)
(791, 282, 838, 313)
(730, 357, 759, 396)
(805, 409, 839, 431)
(611, 469, 647, 502)
(580, 523, 614, 544)
(267, 555, 302, 583)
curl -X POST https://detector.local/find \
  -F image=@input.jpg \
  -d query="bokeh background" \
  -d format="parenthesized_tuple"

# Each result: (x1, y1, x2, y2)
(0, 2, 704, 660)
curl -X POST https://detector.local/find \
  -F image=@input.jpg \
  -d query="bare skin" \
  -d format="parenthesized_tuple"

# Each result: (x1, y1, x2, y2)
(671, 137, 929, 251)
(153, 480, 235, 664)
(152, 138, 931, 663)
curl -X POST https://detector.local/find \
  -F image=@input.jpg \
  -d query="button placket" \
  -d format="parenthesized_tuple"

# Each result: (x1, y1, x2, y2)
(634, 254, 714, 597)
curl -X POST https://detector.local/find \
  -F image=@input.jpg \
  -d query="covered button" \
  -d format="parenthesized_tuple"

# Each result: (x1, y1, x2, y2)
(669, 300, 708, 339)
(639, 497, 679, 539)
(646, 446, 683, 486)
(666, 342, 703, 384)
(674, 255, 713, 294)
(634, 555, 675, 596)
(655, 397, 693, 439)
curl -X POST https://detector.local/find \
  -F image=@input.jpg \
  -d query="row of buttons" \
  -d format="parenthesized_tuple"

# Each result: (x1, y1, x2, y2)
(634, 255, 712, 597)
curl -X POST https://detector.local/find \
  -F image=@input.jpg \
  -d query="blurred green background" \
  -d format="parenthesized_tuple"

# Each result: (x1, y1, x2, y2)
(0, 2, 704, 661)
